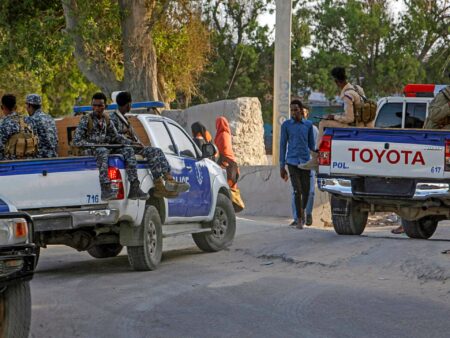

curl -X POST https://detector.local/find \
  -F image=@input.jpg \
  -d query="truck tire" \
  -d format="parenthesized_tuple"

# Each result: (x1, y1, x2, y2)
(0, 281, 31, 338)
(127, 205, 162, 271)
(331, 196, 368, 235)
(87, 244, 123, 259)
(192, 193, 236, 252)
(402, 217, 438, 239)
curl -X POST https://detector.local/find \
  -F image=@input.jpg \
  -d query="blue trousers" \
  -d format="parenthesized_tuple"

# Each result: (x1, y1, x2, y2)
(292, 170, 315, 219)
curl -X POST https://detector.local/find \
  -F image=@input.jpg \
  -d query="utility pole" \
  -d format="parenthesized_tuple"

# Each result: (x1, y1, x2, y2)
(272, 0, 292, 165)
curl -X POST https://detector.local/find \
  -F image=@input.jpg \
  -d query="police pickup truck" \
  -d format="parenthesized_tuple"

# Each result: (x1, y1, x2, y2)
(318, 126, 450, 240)
(0, 102, 235, 271)
(0, 197, 36, 338)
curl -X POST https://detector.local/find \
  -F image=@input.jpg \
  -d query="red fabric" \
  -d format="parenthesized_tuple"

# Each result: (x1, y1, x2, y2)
(215, 116, 236, 162)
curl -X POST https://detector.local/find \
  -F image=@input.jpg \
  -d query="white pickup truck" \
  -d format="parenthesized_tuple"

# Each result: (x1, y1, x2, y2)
(0, 102, 235, 271)
(318, 124, 450, 240)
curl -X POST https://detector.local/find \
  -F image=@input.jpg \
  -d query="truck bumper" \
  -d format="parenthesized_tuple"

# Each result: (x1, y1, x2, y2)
(318, 178, 450, 200)
(31, 208, 120, 232)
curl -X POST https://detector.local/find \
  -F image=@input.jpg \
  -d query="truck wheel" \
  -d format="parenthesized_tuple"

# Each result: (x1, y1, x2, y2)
(192, 193, 236, 252)
(87, 244, 123, 259)
(0, 281, 31, 338)
(127, 205, 163, 271)
(402, 217, 438, 239)
(331, 196, 368, 235)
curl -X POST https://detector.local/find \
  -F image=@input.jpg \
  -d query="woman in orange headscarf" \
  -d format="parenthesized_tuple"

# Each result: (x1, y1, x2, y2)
(215, 117, 237, 186)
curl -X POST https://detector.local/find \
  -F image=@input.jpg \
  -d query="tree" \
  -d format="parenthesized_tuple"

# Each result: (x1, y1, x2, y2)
(61, 0, 210, 103)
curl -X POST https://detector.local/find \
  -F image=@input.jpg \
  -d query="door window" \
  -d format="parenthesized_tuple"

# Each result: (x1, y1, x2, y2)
(405, 103, 426, 128)
(375, 103, 403, 128)
(146, 120, 176, 155)
(167, 124, 198, 158)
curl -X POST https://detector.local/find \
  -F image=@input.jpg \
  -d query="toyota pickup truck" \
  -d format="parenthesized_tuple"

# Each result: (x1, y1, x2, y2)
(0, 197, 36, 338)
(318, 127, 450, 239)
(0, 102, 235, 271)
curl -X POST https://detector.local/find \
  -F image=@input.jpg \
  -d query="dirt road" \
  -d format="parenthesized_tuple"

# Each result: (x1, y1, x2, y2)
(30, 217, 450, 338)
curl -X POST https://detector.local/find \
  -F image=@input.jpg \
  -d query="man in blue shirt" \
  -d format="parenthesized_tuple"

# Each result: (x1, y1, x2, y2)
(280, 99, 316, 229)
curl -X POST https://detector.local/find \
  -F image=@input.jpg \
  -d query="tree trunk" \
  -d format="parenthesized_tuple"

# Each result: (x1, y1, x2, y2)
(62, 0, 121, 98)
(118, 0, 159, 102)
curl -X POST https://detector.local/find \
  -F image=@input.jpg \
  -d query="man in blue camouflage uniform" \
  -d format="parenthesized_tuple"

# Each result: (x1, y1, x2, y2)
(73, 92, 149, 201)
(0, 94, 21, 160)
(24, 94, 58, 158)
(112, 91, 190, 198)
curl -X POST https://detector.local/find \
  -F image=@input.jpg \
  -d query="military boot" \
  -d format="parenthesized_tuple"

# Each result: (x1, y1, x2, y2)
(164, 173, 190, 193)
(153, 177, 179, 199)
(101, 183, 117, 201)
(128, 181, 149, 200)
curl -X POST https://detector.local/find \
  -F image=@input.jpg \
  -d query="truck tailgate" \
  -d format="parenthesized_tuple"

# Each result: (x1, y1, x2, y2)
(327, 128, 448, 179)
(0, 157, 102, 209)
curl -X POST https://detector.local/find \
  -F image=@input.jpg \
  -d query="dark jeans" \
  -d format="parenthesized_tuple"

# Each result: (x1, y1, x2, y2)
(287, 165, 311, 221)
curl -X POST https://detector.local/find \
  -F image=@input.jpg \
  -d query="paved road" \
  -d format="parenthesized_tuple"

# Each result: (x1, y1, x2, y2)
(30, 217, 450, 338)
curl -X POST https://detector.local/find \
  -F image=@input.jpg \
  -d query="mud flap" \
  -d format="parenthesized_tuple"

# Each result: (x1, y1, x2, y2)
(331, 197, 351, 216)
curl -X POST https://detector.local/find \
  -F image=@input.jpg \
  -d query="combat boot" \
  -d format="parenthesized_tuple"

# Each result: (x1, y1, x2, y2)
(101, 183, 117, 201)
(153, 177, 179, 199)
(164, 173, 190, 193)
(128, 181, 149, 200)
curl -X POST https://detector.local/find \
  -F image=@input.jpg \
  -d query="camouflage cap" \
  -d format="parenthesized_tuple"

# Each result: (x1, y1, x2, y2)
(25, 94, 42, 105)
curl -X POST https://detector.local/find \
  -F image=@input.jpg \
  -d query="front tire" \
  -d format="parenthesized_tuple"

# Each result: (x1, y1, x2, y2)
(331, 196, 368, 235)
(402, 217, 438, 239)
(87, 244, 123, 259)
(0, 282, 31, 338)
(127, 205, 163, 271)
(193, 193, 236, 252)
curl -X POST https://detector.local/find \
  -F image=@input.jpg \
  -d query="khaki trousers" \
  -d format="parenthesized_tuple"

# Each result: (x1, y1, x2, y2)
(318, 120, 350, 146)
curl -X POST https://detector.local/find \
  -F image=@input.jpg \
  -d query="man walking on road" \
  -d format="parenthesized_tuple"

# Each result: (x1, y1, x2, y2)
(280, 99, 316, 229)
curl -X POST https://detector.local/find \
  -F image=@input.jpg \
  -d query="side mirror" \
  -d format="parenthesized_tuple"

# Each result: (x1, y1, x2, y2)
(201, 143, 216, 159)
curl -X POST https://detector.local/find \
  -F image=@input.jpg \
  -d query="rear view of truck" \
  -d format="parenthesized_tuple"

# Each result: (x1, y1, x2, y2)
(318, 127, 450, 239)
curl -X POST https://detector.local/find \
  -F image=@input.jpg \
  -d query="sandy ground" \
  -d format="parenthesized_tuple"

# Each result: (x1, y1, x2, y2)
(30, 216, 450, 338)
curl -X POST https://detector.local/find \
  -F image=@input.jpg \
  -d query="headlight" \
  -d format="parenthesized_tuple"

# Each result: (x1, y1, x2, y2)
(0, 218, 29, 245)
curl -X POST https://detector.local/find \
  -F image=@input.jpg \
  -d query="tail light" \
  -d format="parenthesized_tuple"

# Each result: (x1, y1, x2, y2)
(319, 135, 332, 166)
(445, 140, 450, 171)
(108, 166, 124, 200)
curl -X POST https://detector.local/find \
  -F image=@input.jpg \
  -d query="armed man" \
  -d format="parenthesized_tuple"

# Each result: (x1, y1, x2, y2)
(424, 73, 450, 129)
(72, 92, 149, 201)
(24, 94, 58, 158)
(300, 66, 371, 170)
(0, 94, 38, 161)
(111, 91, 189, 198)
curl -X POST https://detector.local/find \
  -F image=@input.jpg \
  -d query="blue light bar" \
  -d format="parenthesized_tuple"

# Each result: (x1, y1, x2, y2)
(73, 101, 165, 114)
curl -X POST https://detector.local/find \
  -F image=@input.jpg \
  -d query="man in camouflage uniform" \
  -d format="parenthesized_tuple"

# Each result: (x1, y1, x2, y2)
(24, 94, 58, 158)
(73, 92, 149, 201)
(0, 94, 21, 160)
(424, 75, 450, 129)
(112, 91, 189, 198)
(0, 94, 38, 161)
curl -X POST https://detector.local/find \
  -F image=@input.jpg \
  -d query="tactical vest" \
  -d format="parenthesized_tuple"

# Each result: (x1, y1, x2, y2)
(70, 113, 110, 156)
(5, 116, 39, 159)
(345, 86, 377, 125)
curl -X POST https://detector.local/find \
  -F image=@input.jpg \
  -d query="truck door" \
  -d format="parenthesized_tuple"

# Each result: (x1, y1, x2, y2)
(166, 123, 211, 217)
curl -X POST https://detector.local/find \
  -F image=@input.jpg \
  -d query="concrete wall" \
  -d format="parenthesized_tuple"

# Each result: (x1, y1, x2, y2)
(163, 98, 267, 166)
(237, 165, 331, 226)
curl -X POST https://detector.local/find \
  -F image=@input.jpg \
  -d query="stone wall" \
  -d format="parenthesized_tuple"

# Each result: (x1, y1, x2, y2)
(237, 165, 332, 226)
(163, 98, 267, 166)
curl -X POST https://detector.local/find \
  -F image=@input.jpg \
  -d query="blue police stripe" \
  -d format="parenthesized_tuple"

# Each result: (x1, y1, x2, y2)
(73, 101, 165, 114)
(0, 199, 10, 212)
(324, 128, 450, 146)
(0, 157, 150, 176)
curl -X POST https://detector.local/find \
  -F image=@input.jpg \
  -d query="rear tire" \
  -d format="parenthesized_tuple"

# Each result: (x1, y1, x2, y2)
(87, 244, 123, 259)
(0, 282, 31, 338)
(402, 217, 438, 239)
(127, 205, 163, 271)
(193, 193, 236, 252)
(331, 196, 368, 235)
